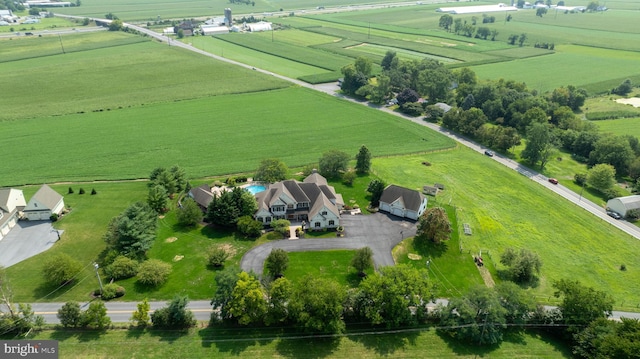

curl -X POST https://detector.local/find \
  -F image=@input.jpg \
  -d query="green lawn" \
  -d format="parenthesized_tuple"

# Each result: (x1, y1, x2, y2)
(283, 250, 374, 287)
(30, 326, 571, 358)
(595, 117, 640, 138)
(0, 87, 454, 186)
(393, 204, 487, 298)
(372, 147, 640, 309)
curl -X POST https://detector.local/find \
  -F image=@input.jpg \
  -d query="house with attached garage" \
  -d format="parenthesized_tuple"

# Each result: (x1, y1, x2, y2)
(23, 184, 64, 221)
(379, 184, 428, 220)
(0, 188, 27, 241)
(254, 171, 344, 230)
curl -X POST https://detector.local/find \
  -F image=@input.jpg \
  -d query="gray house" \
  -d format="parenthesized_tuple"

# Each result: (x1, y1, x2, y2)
(23, 185, 65, 221)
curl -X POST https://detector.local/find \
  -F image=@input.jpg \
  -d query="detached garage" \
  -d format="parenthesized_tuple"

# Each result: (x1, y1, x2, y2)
(379, 185, 428, 220)
(23, 185, 64, 221)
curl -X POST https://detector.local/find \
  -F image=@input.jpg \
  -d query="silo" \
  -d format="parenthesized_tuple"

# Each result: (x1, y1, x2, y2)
(224, 8, 232, 26)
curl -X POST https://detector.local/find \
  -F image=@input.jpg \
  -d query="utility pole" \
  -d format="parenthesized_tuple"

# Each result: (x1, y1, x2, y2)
(58, 34, 65, 54)
(93, 263, 104, 295)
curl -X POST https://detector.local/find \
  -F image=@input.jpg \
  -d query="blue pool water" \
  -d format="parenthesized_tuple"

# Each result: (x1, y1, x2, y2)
(245, 185, 266, 195)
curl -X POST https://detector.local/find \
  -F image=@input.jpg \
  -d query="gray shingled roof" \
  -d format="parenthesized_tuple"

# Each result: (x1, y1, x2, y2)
(30, 185, 63, 210)
(379, 185, 425, 212)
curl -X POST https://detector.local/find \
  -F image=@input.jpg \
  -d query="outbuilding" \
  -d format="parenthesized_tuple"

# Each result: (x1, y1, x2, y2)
(606, 195, 640, 218)
(0, 188, 26, 241)
(23, 185, 64, 221)
(379, 185, 428, 220)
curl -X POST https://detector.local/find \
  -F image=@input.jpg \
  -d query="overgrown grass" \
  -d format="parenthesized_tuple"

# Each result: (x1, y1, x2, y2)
(0, 87, 454, 186)
(595, 117, 640, 138)
(29, 326, 571, 358)
(372, 147, 640, 308)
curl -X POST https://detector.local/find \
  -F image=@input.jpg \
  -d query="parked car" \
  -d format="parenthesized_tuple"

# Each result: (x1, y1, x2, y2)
(607, 210, 622, 220)
(484, 150, 494, 157)
(548, 178, 558, 184)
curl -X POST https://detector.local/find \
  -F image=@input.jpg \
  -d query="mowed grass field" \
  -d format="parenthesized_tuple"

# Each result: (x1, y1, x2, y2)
(372, 147, 640, 308)
(30, 327, 571, 358)
(0, 86, 454, 186)
(0, 32, 289, 121)
(595, 117, 640, 137)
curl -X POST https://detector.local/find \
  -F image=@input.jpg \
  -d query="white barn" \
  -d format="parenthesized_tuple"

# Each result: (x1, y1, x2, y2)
(247, 21, 272, 32)
(436, 4, 518, 14)
(606, 195, 640, 218)
(201, 25, 229, 35)
(23, 185, 64, 221)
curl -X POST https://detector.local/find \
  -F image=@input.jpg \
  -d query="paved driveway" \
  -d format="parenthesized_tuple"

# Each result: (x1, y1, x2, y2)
(240, 213, 416, 275)
(0, 221, 62, 268)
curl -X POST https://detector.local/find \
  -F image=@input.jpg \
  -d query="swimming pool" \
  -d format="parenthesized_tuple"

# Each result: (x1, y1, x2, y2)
(245, 184, 266, 195)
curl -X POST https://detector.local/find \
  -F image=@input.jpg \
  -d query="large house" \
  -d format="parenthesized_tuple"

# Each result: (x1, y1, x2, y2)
(23, 184, 65, 221)
(0, 188, 26, 241)
(379, 185, 428, 220)
(187, 184, 228, 212)
(254, 171, 344, 230)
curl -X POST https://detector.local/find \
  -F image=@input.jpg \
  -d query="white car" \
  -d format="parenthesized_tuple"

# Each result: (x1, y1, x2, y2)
(0, 21, 10, 26)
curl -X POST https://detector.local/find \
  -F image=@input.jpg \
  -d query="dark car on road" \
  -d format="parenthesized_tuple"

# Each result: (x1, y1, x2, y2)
(607, 210, 622, 220)
(548, 178, 558, 184)
(484, 150, 494, 157)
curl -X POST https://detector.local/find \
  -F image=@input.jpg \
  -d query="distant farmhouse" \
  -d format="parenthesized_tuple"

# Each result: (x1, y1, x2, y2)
(379, 185, 428, 220)
(23, 185, 65, 221)
(606, 195, 640, 218)
(255, 171, 343, 230)
(0, 189, 26, 241)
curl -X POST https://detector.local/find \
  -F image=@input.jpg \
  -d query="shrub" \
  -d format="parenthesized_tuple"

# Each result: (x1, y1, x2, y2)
(574, 173, 587, 186)
(42, 253, 83, 285)
(207, 246, 230, 267)
(68, 187, 74, 194)
(91, 188, 97, 195)
(57, 301, 82, 328)
(137, 259, 172, 286)
(79, 188, 85, 194)
(50, 213, 59, 222)
(104, 256, 139, 280)
(603, 187, 621, 200)
(100, 283, 125, 300)
(620, 264, 627, 271)
(237, 215, 263, 238)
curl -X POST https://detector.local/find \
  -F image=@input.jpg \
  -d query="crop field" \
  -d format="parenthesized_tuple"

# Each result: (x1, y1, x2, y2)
(0, 32, 289, 121)
(0, 16, 77, 33)
(29, 327, 571, 358)
(0, 87, 454, 186)
(471, 45, 640, 93)
(373, 147, 640, 309)
(51, 0, 396, 20)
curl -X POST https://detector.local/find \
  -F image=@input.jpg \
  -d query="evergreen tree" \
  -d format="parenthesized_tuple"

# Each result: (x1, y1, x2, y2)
(355, 145, 372, 174)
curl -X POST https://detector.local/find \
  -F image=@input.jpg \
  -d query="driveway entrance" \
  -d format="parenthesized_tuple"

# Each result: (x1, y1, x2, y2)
(0, 221, 62, 267)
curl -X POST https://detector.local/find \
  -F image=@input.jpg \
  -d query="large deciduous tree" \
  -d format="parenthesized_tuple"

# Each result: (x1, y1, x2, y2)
(587, 163, 616, 192)
(104, 202, 158, 259)
(416, 207, 452, 245)
(521, 122, 551, 168)
(553, 279, 614, 334)
(254, 158, 288, 183)
(319, 150, 350, 178)
(438, 14, 453, 31)
(499, 247, 542, 283)
(588, 134, 634, 176)
(265, 277, 292, 325)
(228, 272, 267, 325)
(351, 247, 374, 277)
(355, 265, 434, 327)
(265, 249, 289, 278)
(290, 276, 346, 334)
(211, 267, 241, 321)
(355, 145, 372, 174)
(438, 285, 508, 345)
